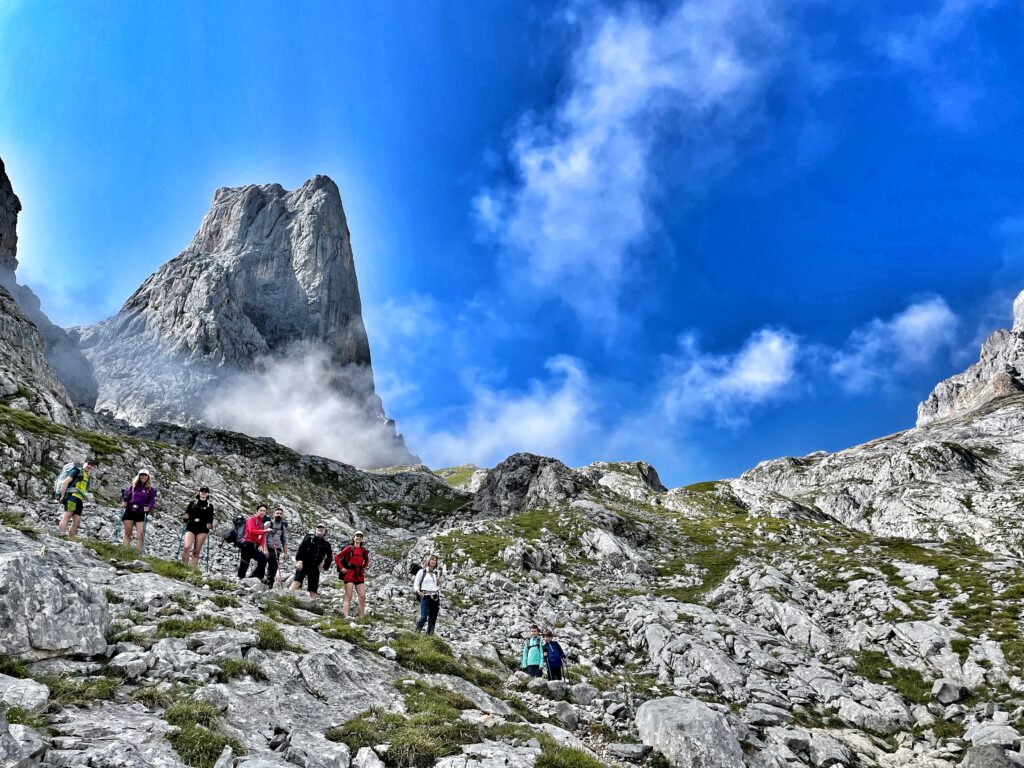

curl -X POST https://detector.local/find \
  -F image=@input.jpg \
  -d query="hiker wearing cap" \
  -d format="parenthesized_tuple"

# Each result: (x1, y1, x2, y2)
(237, 504, 269, 580)
(264, 507, 289, 587)
(56, 459, 95, 539)
(290, 523, 332, 602)
(122, 469, 157, 552)
(180, 487, 214, 567)
(413, 553, 442, 635)
(335, 531, 370, 618)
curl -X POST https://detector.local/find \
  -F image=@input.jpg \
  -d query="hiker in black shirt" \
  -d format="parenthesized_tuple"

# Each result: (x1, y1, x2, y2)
(180, 487, 214, 568)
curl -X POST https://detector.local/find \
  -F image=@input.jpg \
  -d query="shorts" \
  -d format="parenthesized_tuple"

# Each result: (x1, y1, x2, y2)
(64, 496, 83, 516)
(185, 522, 209, 536)
(341, 571, 366, 585)
(123, 506, 147, 523)
(293, 567, 321, 593)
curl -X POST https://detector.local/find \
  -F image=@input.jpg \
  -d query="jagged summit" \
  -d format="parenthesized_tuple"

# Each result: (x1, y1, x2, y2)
(917, 288, 1024, 427)
(74, 175, 413, 467)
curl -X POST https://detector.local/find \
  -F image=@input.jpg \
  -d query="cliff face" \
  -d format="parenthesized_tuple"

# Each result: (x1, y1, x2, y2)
(916, 290, 1024, 427)
(0, 157, 97, 408)
(77, 176, 414, 466)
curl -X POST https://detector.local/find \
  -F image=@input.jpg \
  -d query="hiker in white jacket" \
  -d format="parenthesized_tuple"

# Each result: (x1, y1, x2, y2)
(414, 553, 442, 635)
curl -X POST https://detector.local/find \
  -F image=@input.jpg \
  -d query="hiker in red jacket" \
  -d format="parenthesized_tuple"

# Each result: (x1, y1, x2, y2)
(335, 531, 370, 618)
(237, 505, 269, 580)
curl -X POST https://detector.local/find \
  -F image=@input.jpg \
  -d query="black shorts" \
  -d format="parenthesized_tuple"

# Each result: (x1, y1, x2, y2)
(293, 567, 321, 593)
(185, 523, 209, 536)
(123, 507, 147, 523)
(64, 496, 83, 516)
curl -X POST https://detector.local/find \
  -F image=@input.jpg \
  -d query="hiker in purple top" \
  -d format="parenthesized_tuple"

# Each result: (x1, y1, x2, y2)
(122, 469, 157, 551)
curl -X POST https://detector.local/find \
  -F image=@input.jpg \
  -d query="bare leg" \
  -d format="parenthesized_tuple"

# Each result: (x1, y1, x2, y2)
(133, 521, 145, 551)
(181, 532, 196, 565)
(68, 514, 81, 537)
(122, 520, 132, 547)
(58, 508, 72, 534)
(191, 534, 207, 568)
(355, 583, 367, 618)
(342, 582, 353, 617)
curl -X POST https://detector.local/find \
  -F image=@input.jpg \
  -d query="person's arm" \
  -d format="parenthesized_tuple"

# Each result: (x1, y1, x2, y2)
(146, 488, 156, 513)
(414, 569, 424, 596)
(322, 543, 333, 571)
(521, 642, 528, 669)
(282, 527, 288, 559)
(205, 503, 214, 530)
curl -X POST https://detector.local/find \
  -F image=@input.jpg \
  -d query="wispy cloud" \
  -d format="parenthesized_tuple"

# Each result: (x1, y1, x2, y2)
(882, 0, 999, 127)
(408, 356, 596, 468)
(476, 0, 793, 326)
(658, 328, 801, 427)
(830, 297, 959, 393)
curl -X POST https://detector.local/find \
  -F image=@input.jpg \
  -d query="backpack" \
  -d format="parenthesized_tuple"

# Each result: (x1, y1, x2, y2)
(338, 544, 369, 571)
(409, 562, 423, 601)
(53, 463, 80, 500)
(224, 514, 247, 547)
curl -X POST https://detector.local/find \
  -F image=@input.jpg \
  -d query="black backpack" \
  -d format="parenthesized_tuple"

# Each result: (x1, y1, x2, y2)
(224, 515, 246, 547)
(409, 562, 423, 602)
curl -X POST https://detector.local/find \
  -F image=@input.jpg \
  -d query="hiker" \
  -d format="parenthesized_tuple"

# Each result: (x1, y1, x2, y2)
(290, 523, 332, 602)
(542, 629, 566, 681)
(413, 553, 442, 635)
(335, 530, 370, 618)
(180, 486, 214, 568)
(264, 506, 289, 587)
(56, 459, 94, 539)
(122, 469, 156, 552)
(237, 505, 269, 580)
(521, 624, 544, 677)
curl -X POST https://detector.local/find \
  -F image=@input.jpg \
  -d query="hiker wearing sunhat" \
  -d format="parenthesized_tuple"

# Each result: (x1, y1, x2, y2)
(179, 486, 214, 567)
(122, 469, 156, 552)
(290, 522, 333, 602)
(335, 530, 370, 618)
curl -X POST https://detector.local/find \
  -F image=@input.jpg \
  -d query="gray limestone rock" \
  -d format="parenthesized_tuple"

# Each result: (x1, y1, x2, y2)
(0, 551, 109, 659)
(635, 696, 744, 768)
(76, 176, 412, 467)
(961, 745, 1014, 768)
(472, 453, 590, 519)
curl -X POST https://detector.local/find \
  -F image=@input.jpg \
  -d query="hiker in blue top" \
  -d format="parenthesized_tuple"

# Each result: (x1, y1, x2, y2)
(521, 624, 544, 677)
(542, 629, 566, 681)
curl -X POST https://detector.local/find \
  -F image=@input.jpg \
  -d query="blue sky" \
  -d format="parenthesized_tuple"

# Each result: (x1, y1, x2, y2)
(2, 0, 1023, 485)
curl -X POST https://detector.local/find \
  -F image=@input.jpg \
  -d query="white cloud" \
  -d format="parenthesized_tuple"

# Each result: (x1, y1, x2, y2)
(882, 0, 998, 127)
(830, 297, 959, 393)
(476, 0, 792, 325)
(658, 328, 800, 427)
(202, 351, 415, 469)
(409, 356, 597, 468)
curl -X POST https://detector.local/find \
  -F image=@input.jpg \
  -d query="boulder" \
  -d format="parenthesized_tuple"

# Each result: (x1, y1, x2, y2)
(932, 678, 963, 705)
(635, 696, 744, 768)
(0, 676, 49, 714)
(0, 552, 109, 659)
(285, 731, 351, 768)
(961, 745, 1013, 767)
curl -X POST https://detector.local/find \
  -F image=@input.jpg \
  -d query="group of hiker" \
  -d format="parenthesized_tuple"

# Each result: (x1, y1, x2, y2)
(48, 459, 570, 670)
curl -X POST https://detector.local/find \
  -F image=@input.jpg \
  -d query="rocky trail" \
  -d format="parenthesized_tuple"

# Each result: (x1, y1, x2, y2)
(3, 405, 1024, 768)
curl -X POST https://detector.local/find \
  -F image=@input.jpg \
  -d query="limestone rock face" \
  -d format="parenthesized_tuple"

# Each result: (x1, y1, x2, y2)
(472, 453, 590, 518)
(0, 157, 96, 409)
(635, 696, 744, 768)
(77, 176, 413, 466)
(0, 284, 76, 424)
(0, 551, 110, 659)
(917, 291, 1024, 426)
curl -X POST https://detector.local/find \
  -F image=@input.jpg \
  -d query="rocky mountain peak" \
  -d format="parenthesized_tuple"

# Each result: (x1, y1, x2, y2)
(917, 288, 1024, 426)
(76, 175, 413, 467)
(0, 157, 21, 277)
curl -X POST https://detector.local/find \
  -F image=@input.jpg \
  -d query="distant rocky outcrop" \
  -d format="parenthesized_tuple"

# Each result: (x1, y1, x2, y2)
(0, 158, 96, 408)
(76, 175, 413, 466)
(917, 290, 1024, 426)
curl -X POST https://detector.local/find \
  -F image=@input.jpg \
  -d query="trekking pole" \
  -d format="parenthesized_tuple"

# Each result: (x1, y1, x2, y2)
(174, 522, 187, 559)
(205, 535, 212, 572)
(139, 513, 148, 555)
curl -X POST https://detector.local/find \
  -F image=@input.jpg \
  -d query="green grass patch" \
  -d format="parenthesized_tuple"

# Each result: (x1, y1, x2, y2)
(326, 682, 482, 767)
(155, 615, 232, 639)
(856, 651, 932, 704)
(215, 659, 266, 682)
(165, 700, 222, 728)
(315, 618, 379, 653)
(390, 632, 502, 690)
(3, 704, 49, 732)
(254, 620, 302, 652)
(0, 510, 38, 538)
(167, 724, 244, 768)
(104, 589, 124, 604)
(0, 655, 30, 679)
(437, 465, 477, 487)
(0, 405, 123, 457)
(208, 594, 238, 609)
(129, 684, 180, 709)
(110, 629, 148, 646)
(535, 733, 605, 768)
(40, 674, 119, 709)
